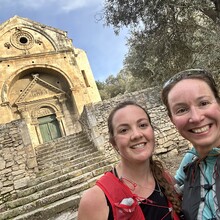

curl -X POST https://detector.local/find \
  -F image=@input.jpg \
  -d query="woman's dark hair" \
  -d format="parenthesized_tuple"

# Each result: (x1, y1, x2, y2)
(161, 69, 220, 118)
(107, 100, 182, 213)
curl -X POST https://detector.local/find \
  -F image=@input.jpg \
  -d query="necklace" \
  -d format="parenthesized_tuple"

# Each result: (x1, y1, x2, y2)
(120, 176, 164, 197)
(119, 175, 172, 220)
(141, 179, 164, 197)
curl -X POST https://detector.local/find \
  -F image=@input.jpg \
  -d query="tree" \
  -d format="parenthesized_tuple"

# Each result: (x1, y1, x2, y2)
(102, 0, 220, 86)
(96, 69, 150, 100)
(96, 73, 128, 100)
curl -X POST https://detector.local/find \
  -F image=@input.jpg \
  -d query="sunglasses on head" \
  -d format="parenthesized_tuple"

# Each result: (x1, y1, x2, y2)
(163, 69, 216, 89)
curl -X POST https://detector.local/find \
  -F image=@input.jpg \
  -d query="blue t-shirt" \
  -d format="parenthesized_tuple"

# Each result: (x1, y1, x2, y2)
(175, 148, 197, 185)
(175, 147, 220, 220)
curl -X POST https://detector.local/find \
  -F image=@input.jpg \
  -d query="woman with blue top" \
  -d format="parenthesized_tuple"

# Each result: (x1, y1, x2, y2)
(161, 69, 220, 220)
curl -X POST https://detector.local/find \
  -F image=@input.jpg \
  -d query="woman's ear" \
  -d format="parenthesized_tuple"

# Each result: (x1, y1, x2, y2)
(109, 138, 119, 151)
(109, 137, 115, 147)
(169, 114, 175, 124)
(170, 116, 174, 123)
(170, 117, 176, 126)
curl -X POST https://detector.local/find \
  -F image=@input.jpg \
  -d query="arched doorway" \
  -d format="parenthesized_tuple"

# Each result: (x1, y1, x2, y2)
(38, 114, 62, 143)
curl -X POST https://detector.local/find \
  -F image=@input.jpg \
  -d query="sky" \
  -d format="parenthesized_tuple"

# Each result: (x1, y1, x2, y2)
(0, 0, 128, 82)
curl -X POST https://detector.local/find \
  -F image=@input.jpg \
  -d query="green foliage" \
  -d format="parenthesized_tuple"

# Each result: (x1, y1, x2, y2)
(102, 0, 220, 87)
(96, 73, 127, 100)
(96, 70, 151, 100)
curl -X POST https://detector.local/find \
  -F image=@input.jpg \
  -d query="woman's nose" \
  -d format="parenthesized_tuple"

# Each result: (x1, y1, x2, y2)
(130, 128, 143, 139)
(189, 107, 204, 123)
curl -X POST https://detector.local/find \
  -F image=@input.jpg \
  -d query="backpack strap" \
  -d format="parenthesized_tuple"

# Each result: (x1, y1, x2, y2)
(216, 156, 220, 209)
(96, 171, 145, 220)
(181, 160, 201, 220)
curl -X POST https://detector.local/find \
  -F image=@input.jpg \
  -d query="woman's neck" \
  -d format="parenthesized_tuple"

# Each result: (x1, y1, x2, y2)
(116, 161, 153, 184)
(196, 146, 217, 158)
(116, 161, 156, 198)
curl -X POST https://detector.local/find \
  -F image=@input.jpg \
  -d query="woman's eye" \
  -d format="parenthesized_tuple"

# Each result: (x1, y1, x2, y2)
(140, 123, 148, 128)
(175, 108, 187, 115)
(200, 100, 210, 107)
(119, 128, 128, 134)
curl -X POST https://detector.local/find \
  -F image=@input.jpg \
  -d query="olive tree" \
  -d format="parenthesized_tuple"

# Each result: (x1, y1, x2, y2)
(102, 0, 220, 86)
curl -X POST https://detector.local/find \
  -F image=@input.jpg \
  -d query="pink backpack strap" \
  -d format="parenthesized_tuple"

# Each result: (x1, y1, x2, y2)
(96, 172, 145, 220)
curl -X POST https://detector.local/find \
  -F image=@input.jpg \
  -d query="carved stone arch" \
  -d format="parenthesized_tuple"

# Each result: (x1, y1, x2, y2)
(18, 24, 59, 51)
(2, 66, 79, 145)
(31, 104, 58, 119)
(31, 103, 66, 144)
(1, 64, 74, 104)
(1, 83, 9, 104)
(31, 102, 63, 123)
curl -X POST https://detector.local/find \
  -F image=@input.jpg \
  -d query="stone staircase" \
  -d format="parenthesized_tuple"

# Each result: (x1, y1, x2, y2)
(0, 132, 118, 220)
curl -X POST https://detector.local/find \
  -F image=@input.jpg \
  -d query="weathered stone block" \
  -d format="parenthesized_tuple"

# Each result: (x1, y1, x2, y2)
(0, 157, 6, 170)
(14, 177, 30, 190)
(27, 158, 38, 169)
(3, 180, 13, 186)
(1, 186, 14, 195)
(5, 161, 14, 168)
(0, 168, 12, 175)
(12, 169, 24, 176)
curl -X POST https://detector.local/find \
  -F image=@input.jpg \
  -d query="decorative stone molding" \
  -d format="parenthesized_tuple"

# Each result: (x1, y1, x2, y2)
(4, 42, 11, 49)
(10, 30, 34, 50)
(34, 107, 55, 118)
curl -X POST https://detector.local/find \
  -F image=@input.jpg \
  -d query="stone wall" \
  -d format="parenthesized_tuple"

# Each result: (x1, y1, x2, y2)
(79, 86, 191, 159)
(0, 120, 38, 205)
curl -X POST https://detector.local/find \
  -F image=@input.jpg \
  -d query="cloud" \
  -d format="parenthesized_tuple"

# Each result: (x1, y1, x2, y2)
(0, 0, 103, 12)
(59, 0, 103, 12)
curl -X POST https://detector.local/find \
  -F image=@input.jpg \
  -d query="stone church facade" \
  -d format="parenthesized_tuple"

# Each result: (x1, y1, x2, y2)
(0, 16, 101, 147)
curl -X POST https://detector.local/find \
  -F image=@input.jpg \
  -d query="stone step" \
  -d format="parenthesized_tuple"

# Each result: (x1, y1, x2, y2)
(37, 145, 97, 161)
(37, 148, 95, 170)
(6, 173, 91, 209)
(36, 141, 95, 161)
(37, 151, 101, 175)
(48, 209, 78, 220)
(2, 194, 80, 220)
(0, 183, 85, 220)
(37, 150, 103, 172)
(36, 139, 93, 157)
(36, 133, 92, 156)
(0, 128, 119, 220)
(0, 164, 115, 220)
(17, 156, 117, 199)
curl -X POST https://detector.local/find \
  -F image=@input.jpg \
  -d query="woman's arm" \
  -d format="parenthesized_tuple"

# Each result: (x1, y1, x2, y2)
(78, 185, 109, 220)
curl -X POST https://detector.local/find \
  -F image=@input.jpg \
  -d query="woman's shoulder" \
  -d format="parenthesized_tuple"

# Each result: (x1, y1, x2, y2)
(78, 185, 109, 220)
(182, 148, 197, 162)
(78, 185, 106, 208)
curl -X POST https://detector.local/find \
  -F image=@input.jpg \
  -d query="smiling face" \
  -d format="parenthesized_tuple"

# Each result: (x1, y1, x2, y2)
(168, 79, 220, 156)
(111, 105, 155, 163)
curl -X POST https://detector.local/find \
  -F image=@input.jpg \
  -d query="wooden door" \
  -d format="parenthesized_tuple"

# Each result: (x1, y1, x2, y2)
(38, 114, 62, 143)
